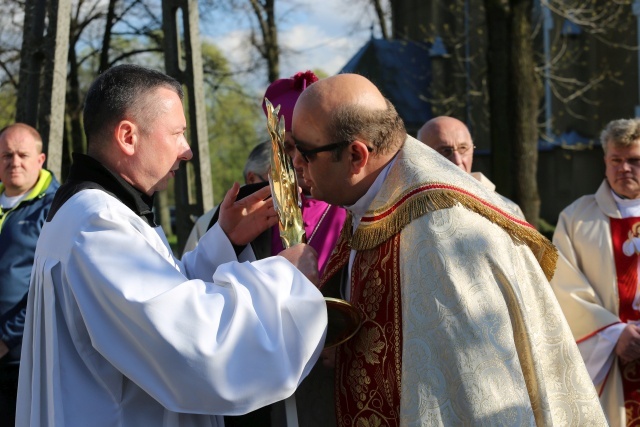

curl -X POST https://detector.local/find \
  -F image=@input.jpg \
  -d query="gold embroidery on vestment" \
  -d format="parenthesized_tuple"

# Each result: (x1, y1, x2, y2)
(351, 186, 558, 281)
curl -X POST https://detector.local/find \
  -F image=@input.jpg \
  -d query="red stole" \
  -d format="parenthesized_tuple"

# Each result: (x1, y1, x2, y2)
(320, 224, 403, 427)
(610, 217, 640, 423)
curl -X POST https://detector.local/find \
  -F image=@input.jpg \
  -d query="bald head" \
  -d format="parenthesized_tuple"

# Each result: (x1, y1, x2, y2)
(0, 123, 43, 153)
(293, 74, 405, 156)
(417, 116, 474, 173)
(290, 74, 406, 206)
(297, 73, 387, 113)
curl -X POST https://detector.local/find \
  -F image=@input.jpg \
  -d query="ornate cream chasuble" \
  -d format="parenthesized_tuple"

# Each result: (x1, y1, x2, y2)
(610, 217, 640, 424)
(321, 136, 606, 427)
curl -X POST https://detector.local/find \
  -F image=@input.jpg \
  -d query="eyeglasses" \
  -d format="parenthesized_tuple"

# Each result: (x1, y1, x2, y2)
(437, 144, 475, 158)
(295, 140, 373, 163)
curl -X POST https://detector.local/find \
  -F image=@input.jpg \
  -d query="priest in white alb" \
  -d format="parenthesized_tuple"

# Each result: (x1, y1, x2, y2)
(16, 64, 327, 427)
(552, 118, 640, 426)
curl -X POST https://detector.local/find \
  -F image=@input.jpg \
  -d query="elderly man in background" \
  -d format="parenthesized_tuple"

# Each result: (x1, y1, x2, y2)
(417, 116, 524, 218)
(292, 73, 605, 426)
(16, 64, 327, 427)
(551, 118, 640, 426)
(0, 123, 59, 425)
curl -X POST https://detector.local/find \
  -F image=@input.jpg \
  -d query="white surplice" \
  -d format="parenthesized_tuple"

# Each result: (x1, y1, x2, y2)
(16, 189, 327, 427)
(552, 180, 640, 426)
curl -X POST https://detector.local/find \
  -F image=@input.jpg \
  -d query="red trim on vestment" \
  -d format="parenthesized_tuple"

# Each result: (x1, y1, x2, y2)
(598, 364, 613, 397)
(576, 322, 623, 344)
(359, 183, 533, 228)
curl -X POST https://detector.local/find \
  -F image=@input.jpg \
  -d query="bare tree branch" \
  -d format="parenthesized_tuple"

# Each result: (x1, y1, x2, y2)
(108, 47, 164, 67)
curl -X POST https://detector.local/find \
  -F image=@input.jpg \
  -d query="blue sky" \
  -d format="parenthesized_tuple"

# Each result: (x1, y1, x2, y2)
(199, 0, 387, 84)
(0, 0, 387, 92)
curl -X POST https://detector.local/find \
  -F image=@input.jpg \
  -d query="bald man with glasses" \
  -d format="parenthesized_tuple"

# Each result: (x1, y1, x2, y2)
(290, 73, 605, 426)
(417, 116, 524, 219)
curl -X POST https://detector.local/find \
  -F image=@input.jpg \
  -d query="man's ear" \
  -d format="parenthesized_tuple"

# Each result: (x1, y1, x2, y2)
(348, 140, 371, 174)
(114, 120, 138, 156)
(245, 171, 258, 185)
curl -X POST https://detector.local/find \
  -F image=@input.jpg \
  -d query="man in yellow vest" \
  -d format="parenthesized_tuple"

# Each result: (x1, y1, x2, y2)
(0, 123, 59, 425)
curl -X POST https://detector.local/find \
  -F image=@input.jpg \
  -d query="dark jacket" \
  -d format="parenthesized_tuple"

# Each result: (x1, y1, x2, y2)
(0, 169, 59, 365)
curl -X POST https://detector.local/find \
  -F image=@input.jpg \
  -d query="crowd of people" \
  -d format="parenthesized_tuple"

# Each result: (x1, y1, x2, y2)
(1, 61, 639, 426)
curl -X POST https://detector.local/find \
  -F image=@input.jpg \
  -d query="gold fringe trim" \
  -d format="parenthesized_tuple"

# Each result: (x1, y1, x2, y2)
(351, 187, 558, 281)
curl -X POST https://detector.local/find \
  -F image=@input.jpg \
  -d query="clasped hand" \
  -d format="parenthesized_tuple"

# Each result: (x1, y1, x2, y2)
(616, 323, 640, 363)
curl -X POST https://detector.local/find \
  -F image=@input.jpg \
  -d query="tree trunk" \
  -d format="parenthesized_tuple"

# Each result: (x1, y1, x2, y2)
(155, 190, 173, 239)
(249, 0, 279, 81)
(511, 0, 540, 228)
(16, 0, 47, 127)
(484, 0, 514, 200)
(65, 27, 86, 179)
(99, 0, 118, 73)
(484, 0, 540, 228)
(372, 0, 389, 40)
(264, 0, 278, 81)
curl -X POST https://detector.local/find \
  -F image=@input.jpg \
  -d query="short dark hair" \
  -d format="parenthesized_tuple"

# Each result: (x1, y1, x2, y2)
(326, 98, 406, 159)
(83, 64, 183, 148)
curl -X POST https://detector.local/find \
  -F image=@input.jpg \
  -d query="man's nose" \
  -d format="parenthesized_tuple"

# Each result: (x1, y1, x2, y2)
(451, 151, 463, 167)
(292, 147, 305, 169)
(180, 144, 193, 161)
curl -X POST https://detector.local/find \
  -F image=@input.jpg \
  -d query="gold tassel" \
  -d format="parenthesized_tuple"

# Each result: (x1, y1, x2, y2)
(352, 186, 558, 281)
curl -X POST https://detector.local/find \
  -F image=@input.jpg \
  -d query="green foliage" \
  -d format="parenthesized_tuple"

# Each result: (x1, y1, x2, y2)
(167, 233, 179, 255)
(312, 68, 329, 80)
(0, 85, 16, 128)
(201, 41, 264, 203)
(538, 217, 556, 241)
(3, 8, 262, 207)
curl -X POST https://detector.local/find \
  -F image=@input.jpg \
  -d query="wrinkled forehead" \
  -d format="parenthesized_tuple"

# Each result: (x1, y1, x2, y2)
(606, 141, 640, 155)
(433, 128, 472, 147)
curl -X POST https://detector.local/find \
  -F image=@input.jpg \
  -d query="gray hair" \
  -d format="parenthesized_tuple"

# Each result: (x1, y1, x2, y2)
(243, 141, 271, 182)
(600, 118, 640, 153)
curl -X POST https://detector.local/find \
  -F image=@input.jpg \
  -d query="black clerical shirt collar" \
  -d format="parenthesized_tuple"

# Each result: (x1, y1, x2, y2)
(47, 153, 156, 226)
